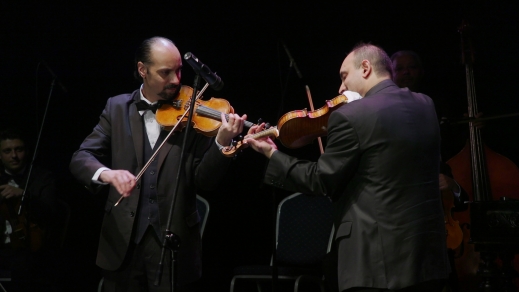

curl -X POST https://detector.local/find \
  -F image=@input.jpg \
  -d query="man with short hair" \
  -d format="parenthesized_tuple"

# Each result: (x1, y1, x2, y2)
(246, 43, 450, 291)
(0, 128, 59, 291)
(70, 36, 246, 291)
(390, 50, 425, 92)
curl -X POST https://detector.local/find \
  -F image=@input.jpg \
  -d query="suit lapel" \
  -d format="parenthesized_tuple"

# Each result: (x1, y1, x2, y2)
(129, 89, 176, 173)
(157, 130, 173, 173)
(129, 95, 145, 169)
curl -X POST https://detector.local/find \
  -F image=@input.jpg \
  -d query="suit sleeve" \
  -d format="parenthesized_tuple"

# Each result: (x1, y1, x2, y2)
(264, 110, 361, 199)
(194, 137, 234, 192)
(69, 98, 113, 193)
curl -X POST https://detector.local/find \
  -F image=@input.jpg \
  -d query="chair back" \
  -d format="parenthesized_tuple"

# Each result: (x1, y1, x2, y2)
(275, 193, 333, 268)
(196, 195, 210, 237)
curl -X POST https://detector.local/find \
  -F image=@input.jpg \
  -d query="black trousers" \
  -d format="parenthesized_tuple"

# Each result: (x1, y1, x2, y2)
(102, 226, 198, 292)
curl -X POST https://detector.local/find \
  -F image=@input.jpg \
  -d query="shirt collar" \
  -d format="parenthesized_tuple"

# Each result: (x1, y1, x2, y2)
(138, 84, 157, 116)
(363, 79, 396, 98)
(4, 167, 25, 176)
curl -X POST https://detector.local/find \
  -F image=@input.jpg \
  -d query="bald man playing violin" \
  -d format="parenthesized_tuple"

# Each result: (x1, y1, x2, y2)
(246, 43, 449, 292)
(70, 36, 246, 292)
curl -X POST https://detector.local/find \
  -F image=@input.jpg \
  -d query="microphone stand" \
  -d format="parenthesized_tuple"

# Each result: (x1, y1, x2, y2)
(265, 40, 303, 292)
(266, 40, 301, 292)
(267, 41, 306, 292)
(18, 63, 57, 216)
(154, 74, 201, 291)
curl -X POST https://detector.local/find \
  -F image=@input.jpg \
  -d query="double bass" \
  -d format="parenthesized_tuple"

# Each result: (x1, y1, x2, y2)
(447, 20, 519, 291)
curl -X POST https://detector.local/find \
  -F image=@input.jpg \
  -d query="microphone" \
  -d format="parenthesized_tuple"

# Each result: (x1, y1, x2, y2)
(183, 52, 224, 91)
(41, 61, 68, 93)
(282, 42, 303, 79)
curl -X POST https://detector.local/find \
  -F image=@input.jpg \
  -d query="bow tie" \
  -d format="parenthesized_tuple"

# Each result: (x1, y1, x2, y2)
(135, 100, 161, 114)
(2, 172, 24, 186)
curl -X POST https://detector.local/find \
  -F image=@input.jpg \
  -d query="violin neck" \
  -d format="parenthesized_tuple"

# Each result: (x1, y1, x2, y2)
(196, 105, 254, 128)
(250, 127, 279, 140)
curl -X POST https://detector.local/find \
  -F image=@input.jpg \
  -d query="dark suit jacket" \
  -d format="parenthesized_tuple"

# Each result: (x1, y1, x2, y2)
(69, 89, 232, 284)
(265, 80, 450, 290)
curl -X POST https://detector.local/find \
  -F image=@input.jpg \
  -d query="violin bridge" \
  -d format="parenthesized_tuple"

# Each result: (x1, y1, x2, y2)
(171, 100, 182, 109)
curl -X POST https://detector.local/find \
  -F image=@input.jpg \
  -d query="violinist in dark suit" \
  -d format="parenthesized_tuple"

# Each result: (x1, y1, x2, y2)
(69, 36, 246, 292)
(0, 128, 59, 291)
(246, 43, 450, 291)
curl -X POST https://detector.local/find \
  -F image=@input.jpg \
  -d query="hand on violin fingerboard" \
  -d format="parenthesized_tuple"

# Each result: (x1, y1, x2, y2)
(216, 112, 247, 147)
(245, 123, 278, 159)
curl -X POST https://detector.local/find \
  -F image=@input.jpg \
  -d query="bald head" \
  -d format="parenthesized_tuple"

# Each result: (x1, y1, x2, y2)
(136, 36, 182, 102)
(338, 43, 392, 97)
(351, 43, 393, 79)
(134, 37, 179, 80)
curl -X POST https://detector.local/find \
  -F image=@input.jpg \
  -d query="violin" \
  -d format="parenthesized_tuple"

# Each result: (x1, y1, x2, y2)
(155, 85, 254, 136)
(223, 91, 360, 156)
(0, 174, 45, 251)
(441, 189, 463, 250)
(276, 94, 349, 149)
(115, 84, 254, 206)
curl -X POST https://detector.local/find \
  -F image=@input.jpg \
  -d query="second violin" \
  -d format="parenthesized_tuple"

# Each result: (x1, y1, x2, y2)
(277, 91, 362, 148)
(222, 91, 362, 156)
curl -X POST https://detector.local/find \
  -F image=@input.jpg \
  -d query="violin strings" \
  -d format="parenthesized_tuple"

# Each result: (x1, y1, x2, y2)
(196, 105, 254, 128)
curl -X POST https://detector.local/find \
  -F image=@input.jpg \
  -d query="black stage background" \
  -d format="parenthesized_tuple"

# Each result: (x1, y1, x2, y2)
(1, 1, 519, 291)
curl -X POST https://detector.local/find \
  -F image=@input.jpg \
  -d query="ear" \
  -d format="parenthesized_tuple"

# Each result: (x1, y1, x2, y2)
(360, 60, 372, 78)
(137, 61, 147, 78)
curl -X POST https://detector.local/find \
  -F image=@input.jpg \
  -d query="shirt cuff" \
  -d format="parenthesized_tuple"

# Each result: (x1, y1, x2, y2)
(92, 167, 111, 185)
(215, 139, 229, 151)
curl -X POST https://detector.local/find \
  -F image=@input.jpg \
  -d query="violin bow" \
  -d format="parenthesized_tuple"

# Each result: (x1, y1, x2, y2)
(114, 83, 210, 206)
(282, 42, 324, 154)
(304, 85, 324, 154)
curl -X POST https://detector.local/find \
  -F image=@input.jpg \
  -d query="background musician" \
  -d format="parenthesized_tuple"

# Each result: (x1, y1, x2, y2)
(0, 128, 60, 291)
